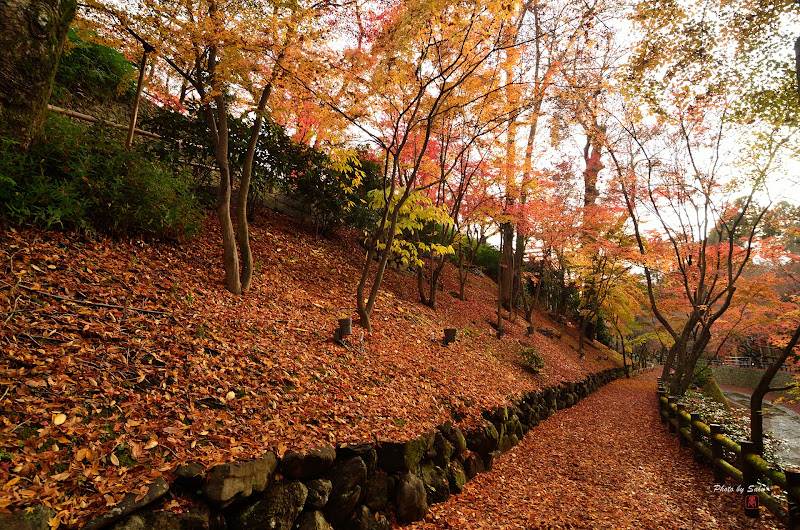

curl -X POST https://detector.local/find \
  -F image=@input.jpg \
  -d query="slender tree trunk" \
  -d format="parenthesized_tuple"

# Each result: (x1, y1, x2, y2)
(357, 192, 409, 331)
(457, 242, 467, 301)
(417, 260, 428, 307)
(500, 222, 514, 309)
(429, 259, 443, 311)
(0, 0, 77, 149)
(497, 235, 504, 334)
(751, 325, 800, 454)
(617, 327, 629, 377)
(203, 94, 241, 295)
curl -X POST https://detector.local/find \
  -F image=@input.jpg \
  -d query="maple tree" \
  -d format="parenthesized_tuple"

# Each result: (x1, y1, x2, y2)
(495, 0, 601, 313)
(303, 0, 520, 331)
(607, 96, 796, 395)
(84, 0, 341, 295)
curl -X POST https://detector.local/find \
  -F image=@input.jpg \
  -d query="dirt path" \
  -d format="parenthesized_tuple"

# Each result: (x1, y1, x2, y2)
(406, 370, 782, 529)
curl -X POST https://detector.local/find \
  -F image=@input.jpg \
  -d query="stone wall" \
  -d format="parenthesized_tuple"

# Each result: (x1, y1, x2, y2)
(1, 367, 631, 530)
(711, 367, 796, 398)
(259, 193, 314, 224)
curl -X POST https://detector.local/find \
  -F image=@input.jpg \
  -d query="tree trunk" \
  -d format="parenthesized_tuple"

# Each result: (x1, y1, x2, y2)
(500, 222, 514, 309)
(357, 192, 408, 332)
(751, 324, 800, 455)
(795, 35, 800, 105)
(204, 95, 241, 295)
(0, 0, 77, 149)
(457, 242, 467, 301)
(620, 332, 629, 377)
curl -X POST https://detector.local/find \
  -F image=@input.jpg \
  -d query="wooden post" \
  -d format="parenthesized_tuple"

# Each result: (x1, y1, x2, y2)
(667, 397, 677, 433)
(786, 470, 800, 530)
(739, 440, 759, 519)
(126, 46, 152, 150)
(710, 424, 725, 484)
(658, 391, 667, 424)
(690, 413, 702, 462)
(677, 404, 689, 447)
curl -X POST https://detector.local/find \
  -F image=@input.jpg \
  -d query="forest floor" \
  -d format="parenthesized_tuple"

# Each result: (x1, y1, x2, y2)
(0, 209, 621, 527)
(408, 370, 783, 530)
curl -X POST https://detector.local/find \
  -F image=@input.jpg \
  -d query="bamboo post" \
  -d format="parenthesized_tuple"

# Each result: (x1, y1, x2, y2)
(126, 45, 154, 150)
(667, 397, 677, 433)
(787, 470, 800, 530)
(690, 413, 702, 462)
(739, 440, 760, 519)
(710, 424, 726, 484)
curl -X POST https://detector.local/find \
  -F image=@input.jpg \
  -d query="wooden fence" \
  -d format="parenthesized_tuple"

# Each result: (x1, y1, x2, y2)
(657, 379, 800, 528)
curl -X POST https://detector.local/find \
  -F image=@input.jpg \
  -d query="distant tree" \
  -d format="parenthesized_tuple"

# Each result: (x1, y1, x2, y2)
(0, 0, 77, 149)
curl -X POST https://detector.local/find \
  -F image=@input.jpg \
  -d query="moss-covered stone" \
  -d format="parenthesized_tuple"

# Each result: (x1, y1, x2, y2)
(377, 437, 425, 473)
(465, 422, 500, 457)
(447, 460, 467, 493)
(418, 461, 450, 504)
(227, 480, 307, 530)
(431, 432, 454, 467)
(0, 505, 54, 530)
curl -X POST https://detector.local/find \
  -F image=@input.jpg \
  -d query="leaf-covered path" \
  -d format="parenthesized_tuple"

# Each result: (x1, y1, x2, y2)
(408, 370, 781, 529)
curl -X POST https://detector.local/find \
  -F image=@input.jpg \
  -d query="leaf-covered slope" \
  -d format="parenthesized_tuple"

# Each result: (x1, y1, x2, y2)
(0, 210, 620, 526)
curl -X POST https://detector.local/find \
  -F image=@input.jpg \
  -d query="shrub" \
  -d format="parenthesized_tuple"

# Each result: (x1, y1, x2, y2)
(474, 243, 500, 280)
(520, 347, 545, 374)
(692, 365, 711, 388)
(52, 29, 136, 105)
(0, 114, 200, 239)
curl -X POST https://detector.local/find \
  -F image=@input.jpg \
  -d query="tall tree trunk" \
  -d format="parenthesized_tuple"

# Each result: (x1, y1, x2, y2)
(500, 222, 514, 309)
(582, 127, 605, 207)
(0, 0, 77, 149)
(416, 234, 428, 306)
(205, 96, 241, 295)
(457, 242, 467, 301)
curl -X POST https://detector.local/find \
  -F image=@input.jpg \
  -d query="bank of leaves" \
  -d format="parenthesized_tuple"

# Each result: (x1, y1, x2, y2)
(0, 211, 618, 527)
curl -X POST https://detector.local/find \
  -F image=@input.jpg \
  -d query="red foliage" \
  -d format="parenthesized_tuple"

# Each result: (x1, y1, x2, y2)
(409, 372, 782, 529)
(0, 211, 616, 527)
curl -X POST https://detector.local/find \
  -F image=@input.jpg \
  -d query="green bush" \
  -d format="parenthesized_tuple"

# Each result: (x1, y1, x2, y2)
(692, 365, 711, 388)
(520, 347, 545, 374)
(474, 243, 500, 280)
(0, 114, 199, 239)
(52, 29, 136, 105)
(144, 106, 381, 234)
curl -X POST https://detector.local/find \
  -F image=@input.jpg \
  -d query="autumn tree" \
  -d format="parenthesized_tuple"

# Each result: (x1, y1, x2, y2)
(496, 0, 604, 313)
(307, 0, 517, 331)
(0, 0, 77, 150)
(618, 0, 800, 394)
(89, 0, 335, 294)
(607, 100, 793, 394)
(571, 210, 638, 356)
(412, 86, 516, 310)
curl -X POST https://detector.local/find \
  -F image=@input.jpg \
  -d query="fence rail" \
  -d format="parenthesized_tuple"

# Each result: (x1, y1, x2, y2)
(699, 357, 796, 372)
(657, 379, 800, 528)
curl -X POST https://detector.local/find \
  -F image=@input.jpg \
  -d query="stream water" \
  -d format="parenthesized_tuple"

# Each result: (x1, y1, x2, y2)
(720, 389, 800, 470)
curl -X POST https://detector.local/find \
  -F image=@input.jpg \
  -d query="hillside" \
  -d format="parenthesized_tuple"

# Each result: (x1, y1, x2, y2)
(0, 209, 621, 526)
